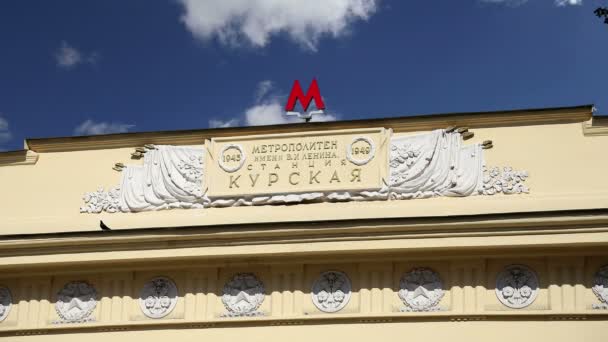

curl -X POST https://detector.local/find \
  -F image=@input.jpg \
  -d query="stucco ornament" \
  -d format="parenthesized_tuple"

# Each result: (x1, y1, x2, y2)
(80, 187, 122, 213)
(592, 265, 608, 309)
(221, 273, 265, 317)
(80, 131, 531, 213)
(139, 277, 178, 319)
(311, 271, 352, 313)
(495, 265, 539, 309)
(218, 143, 246, 173)
(55, 281, 97, 323)
(482, 166, 529, 195)
(0, 287, 12, 322)
(347, 136, 376, 166)
(398, 268, 444, 312)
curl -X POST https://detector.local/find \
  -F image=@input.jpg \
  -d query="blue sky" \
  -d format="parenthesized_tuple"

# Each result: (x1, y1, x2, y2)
(0, 0, 604, 150)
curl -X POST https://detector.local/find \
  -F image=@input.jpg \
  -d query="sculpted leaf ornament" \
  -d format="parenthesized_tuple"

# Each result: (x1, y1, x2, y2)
(398, 268, 444, 312)
(0, 287, 12, 322)
(55, 281, 97, 323)
(495, 265, 539, 309)
(311, 271, 352, 313)
(139, 277, 178, 319)
(221, 273, 265, 317)
(592, 265, 608, 309)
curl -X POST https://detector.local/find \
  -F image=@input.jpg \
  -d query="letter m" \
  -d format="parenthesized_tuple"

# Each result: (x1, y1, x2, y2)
(285, 79, 326, 112)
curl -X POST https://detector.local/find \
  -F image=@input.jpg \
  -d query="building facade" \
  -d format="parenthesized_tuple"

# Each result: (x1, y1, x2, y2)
(0, 105, 608, 341)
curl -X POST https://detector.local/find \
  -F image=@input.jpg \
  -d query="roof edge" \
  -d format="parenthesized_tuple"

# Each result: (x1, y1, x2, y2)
(23, 104, 593, 153)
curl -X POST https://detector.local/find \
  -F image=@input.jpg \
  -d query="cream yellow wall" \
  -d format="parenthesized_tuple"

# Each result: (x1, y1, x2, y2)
(0, 121, 607, 235)
(2, 108, 608, 340)
(5, 322, 608, 342)
(0, 253, 607, 339)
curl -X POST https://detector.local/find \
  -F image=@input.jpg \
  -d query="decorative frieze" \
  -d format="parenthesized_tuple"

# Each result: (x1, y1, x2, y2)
(139, 277, 178, 319)
(311, 271, 352, 313)
(221, 273, 265, 317)
(54, 281, 97, 323)
(495, 265, 539, 309)
(80, 129, 531, 213)
(398, 268, 444, 312)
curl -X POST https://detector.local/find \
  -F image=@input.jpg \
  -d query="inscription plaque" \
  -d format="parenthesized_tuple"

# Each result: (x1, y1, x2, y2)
(205, 128, 390, 198)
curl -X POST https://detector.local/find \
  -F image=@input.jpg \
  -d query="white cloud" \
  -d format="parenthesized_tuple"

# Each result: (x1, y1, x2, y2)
(210, 80, 337, 128)
(480, 0, 582, 5)
(74, 120, 134, 136)
(245, 101, 337, 126)
(54, 41, 99, 69)
(255, 80, 274, 102)
(209, 118, 240, 128)
(0, 114, 11, 146)
(555, 0, 582, 6)
(177, 0, 379, 51)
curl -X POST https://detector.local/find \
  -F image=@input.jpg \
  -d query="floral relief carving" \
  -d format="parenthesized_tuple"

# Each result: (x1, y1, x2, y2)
(79, 187, 122, 213)
(0, 287, 12, 322)
(592, 265, 608, 309)
(221, 273, 265, 317)
(482, 166, 529, 195)
(55, 281, 97, 323)
(311, 271, 352, 313)
(398, 268, 444, 312)
(495, 265, 539, 309)
(139, 277, 178, 319)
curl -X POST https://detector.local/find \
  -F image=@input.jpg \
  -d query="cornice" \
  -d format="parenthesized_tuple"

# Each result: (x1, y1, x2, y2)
(23, 105, 593, 153)
(1, 208, 608, 263)
(583, 116, 608, 136)
(0, 150, 39, 167)
(0, 312, 606, 337)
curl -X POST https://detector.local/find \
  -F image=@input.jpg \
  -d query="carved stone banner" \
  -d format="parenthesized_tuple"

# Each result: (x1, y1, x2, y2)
(398, 268, 444, 312)
(221, 273, 265, 317)
(495, 265, 539, 309)
(592, 265, 608, 309)
(55, 281, 97, 323)
(311, 271, 352, 313)
(0, 287, 11, 322)
(139, 277, 178, 319)
(206, 128, 390, 198)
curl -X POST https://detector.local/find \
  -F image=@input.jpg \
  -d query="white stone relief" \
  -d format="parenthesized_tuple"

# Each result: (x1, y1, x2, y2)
(55, 281, 97, 323)
(482, 166, 529, 195)
(221, 273, 265, 317)
(139, 277, 178, 319)
(80, 145, 207, 213)
(346, 136, 376, 166)
(592, 265, 608, 309)
(0, 287, 12, 322)
(311, 271, 352, 313)
(398, 268, 445, 312)
(388, 130, 485, 199)
(80, 187, 122, 213)
(81, 130, 530, 213)
(495, 265, 539, 309)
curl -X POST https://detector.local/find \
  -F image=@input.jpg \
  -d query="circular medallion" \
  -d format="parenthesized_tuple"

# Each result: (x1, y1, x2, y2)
(495, 264, 539, 309)
(221, 273, 265, 316)
(311, 270, 352, 313)
(139, 276, 178, 319)
(0, 287, 12, 322)
(592, 265, 608, 308)
(347, 136, 376, 166)
(218, 144, 246, 173)
(398, 267, 444, 312)
(55, 281, 97, 323)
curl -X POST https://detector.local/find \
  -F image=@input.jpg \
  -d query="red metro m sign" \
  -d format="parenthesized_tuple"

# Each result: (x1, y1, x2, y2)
(285, 79, 326, 122)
